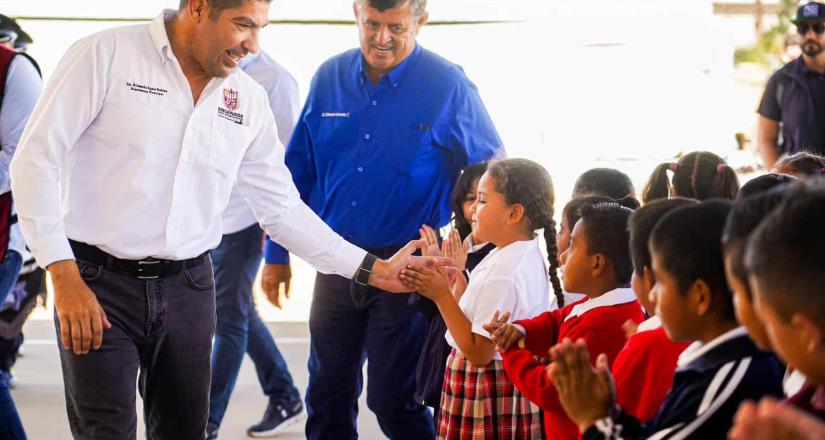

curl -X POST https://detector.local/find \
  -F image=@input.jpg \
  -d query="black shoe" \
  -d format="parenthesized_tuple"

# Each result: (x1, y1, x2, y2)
(246, 400, 304, 437)
(205, 422, 218, 440)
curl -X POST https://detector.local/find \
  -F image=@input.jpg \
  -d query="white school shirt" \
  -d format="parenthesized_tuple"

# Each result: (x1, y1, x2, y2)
(446, 235, 550, 360)
(222, 50, 300, 234)
(10, 11, 365, 278)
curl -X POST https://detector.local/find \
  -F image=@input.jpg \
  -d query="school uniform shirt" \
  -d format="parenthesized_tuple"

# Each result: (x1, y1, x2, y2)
(613, 315, 690, 422)
(502, 288, 645, 440)
(445, 236, 550, 361)
(10, 11, 364, 278)
(222, 50, 300, 235)
(786, 383, 825, 421)
(584, 327, 785, 440)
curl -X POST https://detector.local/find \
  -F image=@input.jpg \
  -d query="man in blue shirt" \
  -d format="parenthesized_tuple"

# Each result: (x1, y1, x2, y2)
(263, 0, 502, 438)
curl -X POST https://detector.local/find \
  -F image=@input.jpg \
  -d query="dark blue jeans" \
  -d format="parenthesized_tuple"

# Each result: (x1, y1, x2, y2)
(208, 224, 300, 427)
(58, 255, 216, 440)
(305, 273, 434, 440)
(0, 250, 24, 440)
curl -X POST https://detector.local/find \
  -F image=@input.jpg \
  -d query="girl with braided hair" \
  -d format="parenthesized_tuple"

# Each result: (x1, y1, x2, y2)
(487, 199, 645, 440)
(399, 158, 561, 439)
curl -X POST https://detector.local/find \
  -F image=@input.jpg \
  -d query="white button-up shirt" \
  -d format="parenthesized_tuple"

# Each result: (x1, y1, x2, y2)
(10, 11, 365, 278)
(222, 50, 300, 234)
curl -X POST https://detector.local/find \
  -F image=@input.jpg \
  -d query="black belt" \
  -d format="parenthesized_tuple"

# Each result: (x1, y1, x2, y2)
(69, 240, 208, 280)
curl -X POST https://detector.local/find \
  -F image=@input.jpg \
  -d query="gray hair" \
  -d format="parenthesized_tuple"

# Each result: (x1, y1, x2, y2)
(358, 0, 427, 18)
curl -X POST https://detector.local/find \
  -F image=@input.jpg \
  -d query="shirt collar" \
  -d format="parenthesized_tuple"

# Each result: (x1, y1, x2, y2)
(149, 10, 177, 64)
(636, 315, 662, 333)
(564, 287, 638, 322)
(676, 326, 750, 368)
(357, 43, 422, 88)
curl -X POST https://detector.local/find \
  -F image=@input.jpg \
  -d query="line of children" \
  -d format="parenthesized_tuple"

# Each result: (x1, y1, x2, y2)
(486, 198, 645, 439)
(401, 158, 563, 439)
(732, 180, 825, 435)
(611, 198, 696, 423)
(548, 200, 785, 439)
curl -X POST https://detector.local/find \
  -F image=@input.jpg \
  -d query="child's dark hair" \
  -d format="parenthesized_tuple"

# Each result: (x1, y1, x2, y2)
(649, 200, 735, 320)
(563, 196, 616, 234)
(451, 162, 488, 240)
(577, 199, 639, 286)
(643, 151, 740, 203)
(486, 159, 564, 306)
(721, 187, 788, 299)
(745, 179, 825, 321)
(772, 152, 825, 179)
(572, 168, 636, 200)
(737, 173, 795, 199)
(628, 198, 698, 277)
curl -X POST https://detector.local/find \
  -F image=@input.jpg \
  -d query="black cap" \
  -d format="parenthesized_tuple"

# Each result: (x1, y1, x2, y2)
(0, 14, 32, 48)
(793, 2, 825, 24)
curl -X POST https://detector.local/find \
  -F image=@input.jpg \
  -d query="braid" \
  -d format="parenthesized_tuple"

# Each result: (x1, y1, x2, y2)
(543, 218, 565, 307)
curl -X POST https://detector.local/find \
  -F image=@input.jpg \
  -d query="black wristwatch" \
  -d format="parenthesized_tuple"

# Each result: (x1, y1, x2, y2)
(354, 253, 378, 286)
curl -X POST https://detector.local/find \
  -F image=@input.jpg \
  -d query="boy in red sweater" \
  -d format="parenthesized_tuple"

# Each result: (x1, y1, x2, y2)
(486, 200, 644, 439)
(611, 199, 695, 422)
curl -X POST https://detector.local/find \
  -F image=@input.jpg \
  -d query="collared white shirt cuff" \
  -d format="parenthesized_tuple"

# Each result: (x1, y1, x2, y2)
(30, 234, 74, 268)
(512, 323, 527, 335)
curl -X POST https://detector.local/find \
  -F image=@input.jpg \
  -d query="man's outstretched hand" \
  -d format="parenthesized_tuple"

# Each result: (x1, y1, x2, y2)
(368, 239, 455, 293)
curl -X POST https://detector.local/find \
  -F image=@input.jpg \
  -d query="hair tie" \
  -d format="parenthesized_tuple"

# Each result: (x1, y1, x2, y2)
(668, 163, 679, 172)
(821, 167, 825, 175)
(716, 163, 727, 174)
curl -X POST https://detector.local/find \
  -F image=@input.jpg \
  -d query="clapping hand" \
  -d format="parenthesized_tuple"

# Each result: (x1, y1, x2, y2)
(547, 338, 615, 433)
(441, 229, 468, 273)
(371, 240, 455, 293)
(728, 397, 825, 440)
(482, 311, 526, 352)
(399, 259, 452, 301)
(420, 225, 441, 258)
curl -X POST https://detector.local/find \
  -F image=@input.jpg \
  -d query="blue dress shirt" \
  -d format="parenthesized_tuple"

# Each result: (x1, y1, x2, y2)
(266, 44, 502, 264)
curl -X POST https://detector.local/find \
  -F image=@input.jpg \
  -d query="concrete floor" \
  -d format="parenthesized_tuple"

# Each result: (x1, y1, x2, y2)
(10, 319, 389, 440)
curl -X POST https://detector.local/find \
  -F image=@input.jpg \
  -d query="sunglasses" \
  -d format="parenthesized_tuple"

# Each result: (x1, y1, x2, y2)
(797, 22, 825, 35)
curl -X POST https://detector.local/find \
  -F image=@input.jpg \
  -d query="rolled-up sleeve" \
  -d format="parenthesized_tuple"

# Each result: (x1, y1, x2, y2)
(237, 108, 365, 278)
(10, 37, 109, 268)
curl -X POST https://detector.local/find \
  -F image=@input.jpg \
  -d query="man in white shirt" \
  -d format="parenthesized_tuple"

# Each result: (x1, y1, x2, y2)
(206, 50, 303, 440)
(10, 1, 427, 438)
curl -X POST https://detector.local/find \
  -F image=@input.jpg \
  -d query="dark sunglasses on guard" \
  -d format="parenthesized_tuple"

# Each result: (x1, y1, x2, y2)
(798, 22, 825, 35)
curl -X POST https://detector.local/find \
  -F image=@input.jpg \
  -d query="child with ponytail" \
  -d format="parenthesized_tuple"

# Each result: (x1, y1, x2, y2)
(399, 158, 562, 439)
(642, 151, 740, 203)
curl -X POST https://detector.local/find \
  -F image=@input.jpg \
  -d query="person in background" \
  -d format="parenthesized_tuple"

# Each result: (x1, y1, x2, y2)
(571, 168, 635, 200)
(206, 49, 303, 439)
(642, 151, 739, 203)
(756, 2, 825, 168)
(263, 0, 503, 437)
(771, 151, 825, 178)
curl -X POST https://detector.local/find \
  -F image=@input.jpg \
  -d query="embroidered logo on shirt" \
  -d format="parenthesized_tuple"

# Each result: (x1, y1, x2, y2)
(218, 88, 246, 125)
(126, 82, 168, 97)
(321, 112, 350, 118)
(223, 88, 240, 112)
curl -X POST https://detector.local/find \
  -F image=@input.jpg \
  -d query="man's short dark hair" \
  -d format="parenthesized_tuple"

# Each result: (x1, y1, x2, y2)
(179, 0, 272, 18)
(745, 179, 825, 322)
(358, 0, 428, 17)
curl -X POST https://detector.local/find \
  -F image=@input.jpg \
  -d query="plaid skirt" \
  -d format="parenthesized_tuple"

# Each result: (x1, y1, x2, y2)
(437, 349, 544, 439)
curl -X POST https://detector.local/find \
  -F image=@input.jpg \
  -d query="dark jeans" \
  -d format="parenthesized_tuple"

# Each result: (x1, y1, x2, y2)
(208, 224, 300, 427)
(0, 250, 24, 440)
(305, 273, 434, 440)
(58, 255, 216, 440)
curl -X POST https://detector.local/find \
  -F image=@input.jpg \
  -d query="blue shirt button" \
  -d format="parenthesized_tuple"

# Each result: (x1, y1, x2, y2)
(357, 166, 364, 172)
(351, 201, 358, 207)
(372, 100, 377, 106)
(364, 134, 371, 140)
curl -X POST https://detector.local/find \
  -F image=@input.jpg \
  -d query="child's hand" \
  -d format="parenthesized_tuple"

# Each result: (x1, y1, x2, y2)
(442, 229, 468, 273)
(547, 338, 616, 434)
(451, 268, 468, 301)
(484, 311, 525, 352)
(482, 310, 509, 335)
(420, 225, 441, 258)
(622, 319, 638, 338)
(400, 261, 451, 301)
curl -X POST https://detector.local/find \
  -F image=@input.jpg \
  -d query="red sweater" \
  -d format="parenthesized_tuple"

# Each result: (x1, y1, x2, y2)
(502, 292, 645, 440)
(613, 324, 689, 422)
